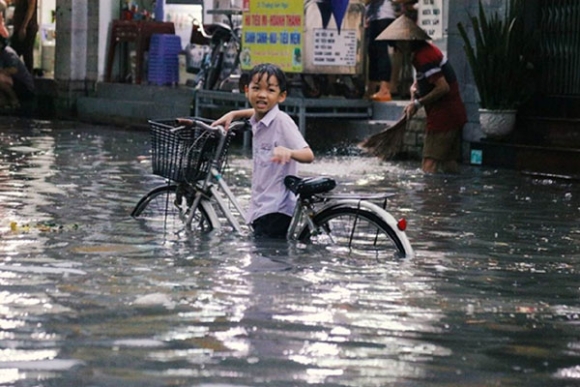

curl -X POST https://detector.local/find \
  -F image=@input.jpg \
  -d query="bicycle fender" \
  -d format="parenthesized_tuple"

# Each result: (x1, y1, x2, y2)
(318, 199, 414, 257)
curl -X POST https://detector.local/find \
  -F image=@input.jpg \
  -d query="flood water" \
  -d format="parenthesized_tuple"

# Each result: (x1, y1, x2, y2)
(1, 117, 580, 387)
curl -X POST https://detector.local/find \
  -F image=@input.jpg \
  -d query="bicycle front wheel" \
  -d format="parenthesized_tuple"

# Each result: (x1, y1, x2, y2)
(298, 206, 408, 259)
(131, 184, 214, 233)
(132, 184, 180, 218)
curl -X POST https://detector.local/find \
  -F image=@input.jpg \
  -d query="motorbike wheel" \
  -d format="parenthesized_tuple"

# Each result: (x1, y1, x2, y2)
(300, 74, 327, 99)
(205, 48, 224, 90)
(339, 75, 366, 99)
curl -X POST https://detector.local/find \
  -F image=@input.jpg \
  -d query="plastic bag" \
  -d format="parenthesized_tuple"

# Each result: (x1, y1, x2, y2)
(185, 43, 210, 74)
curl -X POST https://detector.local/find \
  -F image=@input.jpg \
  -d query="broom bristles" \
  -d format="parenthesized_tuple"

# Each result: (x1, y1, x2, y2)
(358, 116, 408, 161)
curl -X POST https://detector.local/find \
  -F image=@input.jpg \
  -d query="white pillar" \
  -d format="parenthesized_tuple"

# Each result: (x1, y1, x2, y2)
(53, 0, 104, 114)
(55, 0, 100, 82)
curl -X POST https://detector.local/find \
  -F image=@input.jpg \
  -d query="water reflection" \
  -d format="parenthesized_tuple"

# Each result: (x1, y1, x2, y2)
(0, 117, 579, 386)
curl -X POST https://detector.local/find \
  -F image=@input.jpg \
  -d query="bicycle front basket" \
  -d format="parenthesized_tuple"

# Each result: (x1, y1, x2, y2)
(149, 119, 227, 183)
(180, 127, 221, 183)
(149, 119, 199, 182)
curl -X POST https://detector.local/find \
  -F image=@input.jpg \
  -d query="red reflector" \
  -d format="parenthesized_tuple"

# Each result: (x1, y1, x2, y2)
(397, 218, 407, 231)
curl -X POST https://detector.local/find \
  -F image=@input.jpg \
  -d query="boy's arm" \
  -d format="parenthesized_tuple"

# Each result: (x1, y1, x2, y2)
(212, 108, 254, 130)
(176, 109, 254, 129)
(272, 146, 314, 164)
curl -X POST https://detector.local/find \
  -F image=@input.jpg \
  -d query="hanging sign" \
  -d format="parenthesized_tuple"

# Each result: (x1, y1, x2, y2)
(309, 0, 357, 66)
(311, 28, 357, 66)
(417, 0, 443, 40)
(240, 1, 304, 73)
(302, 0, 365, 74)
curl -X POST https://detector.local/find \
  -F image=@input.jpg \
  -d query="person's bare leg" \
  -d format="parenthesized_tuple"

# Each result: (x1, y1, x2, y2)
(422, 158, 437, 173)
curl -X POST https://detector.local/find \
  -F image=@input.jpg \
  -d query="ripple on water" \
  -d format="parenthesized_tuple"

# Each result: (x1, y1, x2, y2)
(1, 121, 580, 386)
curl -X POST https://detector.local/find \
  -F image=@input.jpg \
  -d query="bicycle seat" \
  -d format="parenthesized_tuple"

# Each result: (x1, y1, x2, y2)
(284, 176, 336, 196)
(203, 22, 233, 41)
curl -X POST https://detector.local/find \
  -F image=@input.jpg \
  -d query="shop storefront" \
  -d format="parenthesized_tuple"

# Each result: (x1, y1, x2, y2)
(47, 0, 580, 177)
(101, 1, 207, 84)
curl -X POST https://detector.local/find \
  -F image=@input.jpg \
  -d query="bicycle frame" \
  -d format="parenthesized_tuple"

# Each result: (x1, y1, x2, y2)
(184, 162, 413, 257)
(138, 119, 413, 258)
(184, 165, 247, 234)
(194, 19, 242, 91)
(180, 120, 246, 233)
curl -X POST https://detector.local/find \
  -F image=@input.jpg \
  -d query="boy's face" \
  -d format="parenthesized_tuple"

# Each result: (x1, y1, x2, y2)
(245, 72, 287, 120)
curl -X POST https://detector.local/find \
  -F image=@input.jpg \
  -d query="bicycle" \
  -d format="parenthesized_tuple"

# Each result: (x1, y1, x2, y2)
(185, 16, 242, 91)
(131, 118, 414, 259)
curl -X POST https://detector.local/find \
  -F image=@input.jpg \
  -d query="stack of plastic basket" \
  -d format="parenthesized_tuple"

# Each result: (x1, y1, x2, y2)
(147, 33, 182, 86)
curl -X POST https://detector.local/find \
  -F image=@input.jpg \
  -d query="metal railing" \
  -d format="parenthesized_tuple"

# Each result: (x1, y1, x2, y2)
(539, 0, 580, 95)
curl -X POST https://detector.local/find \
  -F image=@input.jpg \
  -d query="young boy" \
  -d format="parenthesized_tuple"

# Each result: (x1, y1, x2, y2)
(211, 63, 314, 238)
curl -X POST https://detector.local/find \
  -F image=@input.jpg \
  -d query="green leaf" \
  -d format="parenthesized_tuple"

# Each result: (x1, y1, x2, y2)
(457, 0, 536, 110)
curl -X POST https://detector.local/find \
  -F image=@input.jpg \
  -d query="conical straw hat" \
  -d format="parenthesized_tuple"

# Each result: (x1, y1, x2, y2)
(376, 14, 431, 41)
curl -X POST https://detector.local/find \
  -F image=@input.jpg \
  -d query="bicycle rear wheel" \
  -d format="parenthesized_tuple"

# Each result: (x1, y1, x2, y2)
(298, 206, 408, 259)
(205, 47, 224, 90)
(131, 184, 214, 232)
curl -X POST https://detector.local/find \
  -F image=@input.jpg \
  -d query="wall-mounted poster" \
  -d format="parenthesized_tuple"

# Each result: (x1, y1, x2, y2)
(240, 1, 304, 73)
(241, 1, 365, 74)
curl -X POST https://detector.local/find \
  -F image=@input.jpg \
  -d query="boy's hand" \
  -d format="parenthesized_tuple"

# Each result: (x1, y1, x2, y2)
(271, 146, 293, 164)
(212, 111, 236, 130)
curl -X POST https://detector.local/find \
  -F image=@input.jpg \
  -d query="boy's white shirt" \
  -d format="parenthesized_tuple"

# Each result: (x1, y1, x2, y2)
(246, 105, 309, 224)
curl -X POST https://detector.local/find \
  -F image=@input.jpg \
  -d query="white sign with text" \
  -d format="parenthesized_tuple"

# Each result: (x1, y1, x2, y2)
(417, 0, 443, 40)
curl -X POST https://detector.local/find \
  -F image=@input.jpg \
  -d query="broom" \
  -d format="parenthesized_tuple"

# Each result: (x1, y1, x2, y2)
(358, 115, 408, 161)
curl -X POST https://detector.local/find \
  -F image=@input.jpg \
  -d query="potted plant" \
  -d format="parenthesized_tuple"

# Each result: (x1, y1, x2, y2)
(457, 0, 536, 138)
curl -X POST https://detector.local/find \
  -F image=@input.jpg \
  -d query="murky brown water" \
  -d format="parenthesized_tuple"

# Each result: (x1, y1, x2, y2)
(1, 117, 580, 387)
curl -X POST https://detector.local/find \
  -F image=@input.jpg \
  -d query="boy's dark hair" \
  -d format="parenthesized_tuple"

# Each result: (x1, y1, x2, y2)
(248, 63, 288, 93)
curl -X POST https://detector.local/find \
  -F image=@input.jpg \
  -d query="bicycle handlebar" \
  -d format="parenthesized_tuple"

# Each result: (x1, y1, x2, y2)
(226, 120, 250, 132)
(193, 119, 249, 134)
(193, 119, 226, 137)
(175, 117, 249, 136)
